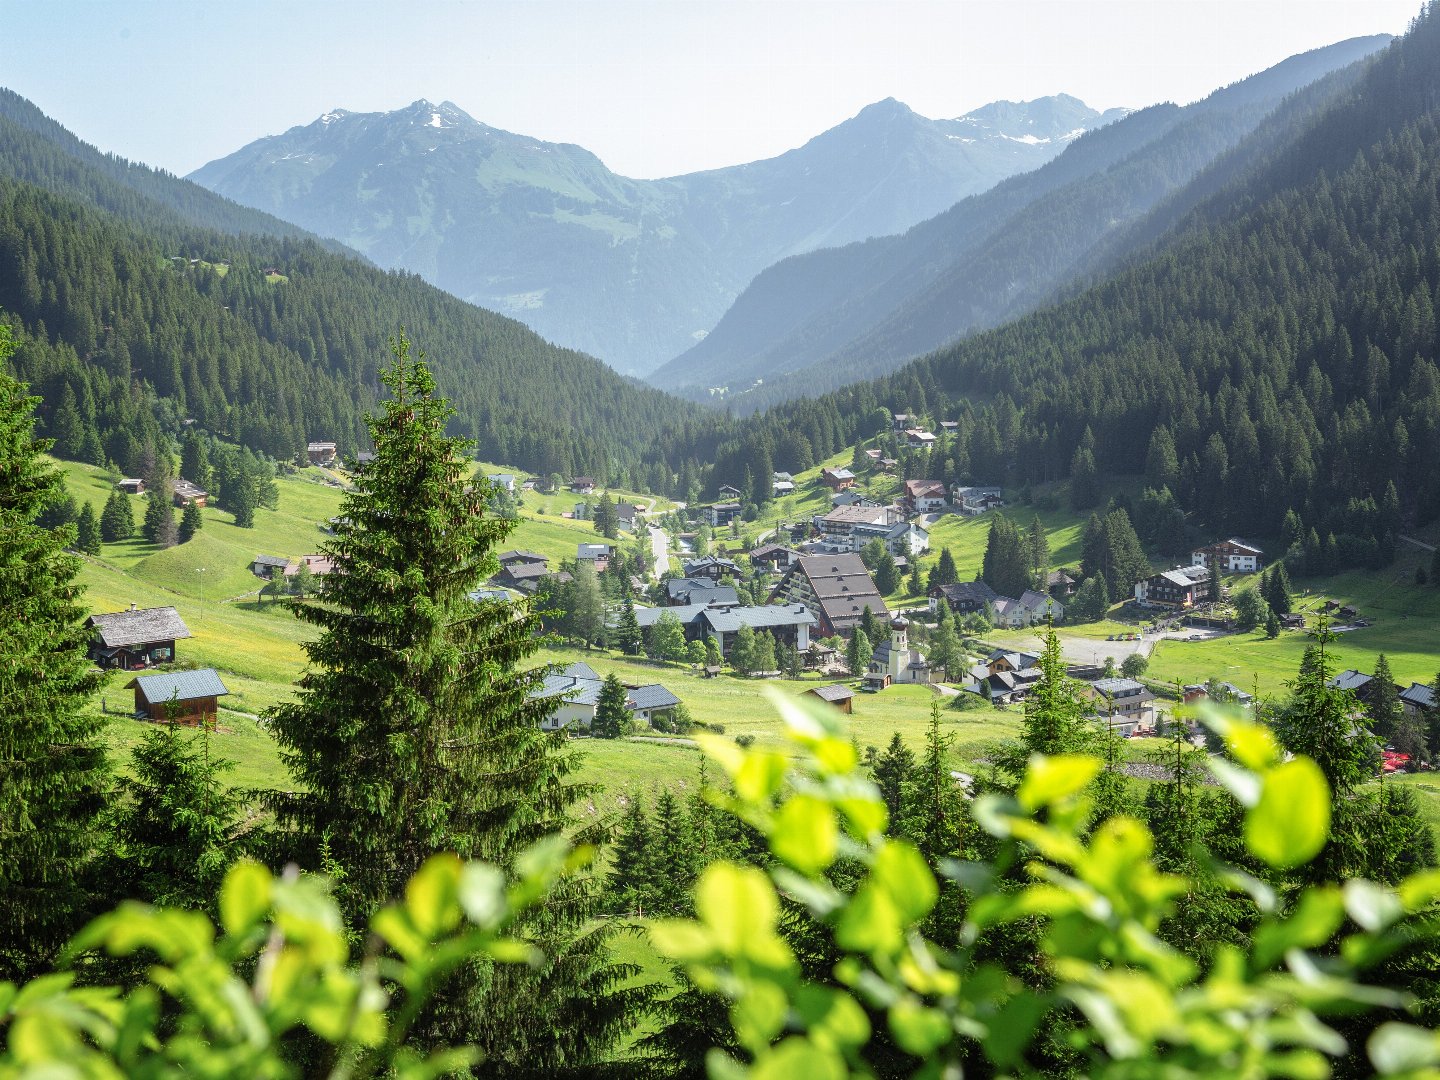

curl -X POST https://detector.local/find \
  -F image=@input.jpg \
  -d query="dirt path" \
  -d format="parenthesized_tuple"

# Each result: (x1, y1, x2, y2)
(1400, 534, 1437, 553)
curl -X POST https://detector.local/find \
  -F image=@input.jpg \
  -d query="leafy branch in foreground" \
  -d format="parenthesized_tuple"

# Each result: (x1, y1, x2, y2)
(650, 694, 1440, 1078)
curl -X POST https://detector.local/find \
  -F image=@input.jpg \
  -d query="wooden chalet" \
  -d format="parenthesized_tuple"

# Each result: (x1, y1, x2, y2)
(89, 605, 192, 670)
(805, 684, 855, 714)
(172, 478, 208, 507)
(116, 478, 145, 495)
(306, 441, 338, 466)
(127, 668, 229, 725)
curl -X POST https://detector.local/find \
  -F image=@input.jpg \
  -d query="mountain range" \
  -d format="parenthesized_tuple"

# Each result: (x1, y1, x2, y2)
(187, 94, 1127, 373)
(648, 34, 1393, 409)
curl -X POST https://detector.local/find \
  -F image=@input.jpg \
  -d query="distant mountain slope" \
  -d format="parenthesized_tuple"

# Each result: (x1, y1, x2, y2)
(188, 95, 1124, 373)
(690, 13, 1440, 560)
(0, 92, 705, 487)
(653, 35, 1390, 410)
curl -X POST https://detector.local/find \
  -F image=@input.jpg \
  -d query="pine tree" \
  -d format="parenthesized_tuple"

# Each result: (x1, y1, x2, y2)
(1070, 443, 1100, 509)
(650, 788, 695, 915)
(567, 561, 607, 648)
(1265, 608, 1281, 639)
(935, 547, 959, 588)
(846, 628, 873, 676)
(1267, 562, 1293, 615)
(228, 471, 257, 528)
(607, 796, 655, 915)
(111, 712, 246, 911)
(594, 673, 630, 738)
(594, 492, 619, 539)
(859, 605, 880, 644)
(1001, 619, 1096, 769)
(74, 502, 100, 555)
(177, 499, 203, 543)
(1027, 516, 1049, 590)
(906, 701, 967, 940)
(908, 561, 923, 596)
(264, 336, 644, 1067)
(872, 732, 916, 835)
(143, 485, 177, 547)
(615, 595, 643, 656)
(873, 548, 901, 595)
(1370, 653, 1403, 742)
(0, 331, 108, 981)
(180, 428, 212, 490)
(99, 488, 134, 543)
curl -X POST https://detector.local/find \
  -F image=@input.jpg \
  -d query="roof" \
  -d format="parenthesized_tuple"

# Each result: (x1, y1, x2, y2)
(933, 581, 999, 606)
(904, 480, 947, 498)
(560, 661, 601, 681)
(665, 579, 739, 607)
(173, 478, 208, 499)
(1402, 683, 1437, 710)
(821, 505, 899, 527)
(127, 668, 229, 704)
(286, 555, 334, 576)
(822, 467, 855, 480)
(252, 554, 289, 568)
(497, 562, 551, 581)
(988, 648, 1039, 668)
(703, 604, 815, 634)
(1091, 678, 1149, 696)
(749, 543, 797, 561)
(1019, 590, 1056, 612)
(627, 684, 681, 710)
(683, 555, 740, 575)
(577, 543, 613, 559)
(1330, 669, 1373, 692)
(91, 606, 192, 648)
(468, 588, 511, 603)
(807, 683, 855, 703)
(307, 441, 336, 452)
(498, 550, 548, 564)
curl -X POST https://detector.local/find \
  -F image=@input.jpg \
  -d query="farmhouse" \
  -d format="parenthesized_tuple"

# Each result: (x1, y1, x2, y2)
(172, 478, 208, 508)
(717, 484, 744, 501)
(284, 555, 334, 580)
(127, 668, 229, 726)
(635, 600, 815, 657)
(1402, 682, 1436, 719)
(1086, 677, 1156, 735)
(903, 428, 937, 449)
(1192, 539, 1264, 574)
(929, 580, 999, 615)
(1134, 565, 1210, 608)
(1047, 570, 1077, 597)
(952, 486, 1005, 516)
(683, 555, 741, 581)
(903, 480, 948, 515)
(748, 543, 800, 572)
(616, 501, 643, 530)
(117, 477, 145, 495)
(306, 441, 338, 466)
(493, 550, 553, 591)
(569, 477, 597, 494)
(771, 553, 888, 637)
(89, 605, 191, 670)
(577, 543, 613, 571)
(251, 554, 290, 579)
(772, 472, 795, 496)
(486, 473, 516, 492)
(992, 590, 1062, 628)
(532, 662, 680, 731)
(820, 467, 856, 492)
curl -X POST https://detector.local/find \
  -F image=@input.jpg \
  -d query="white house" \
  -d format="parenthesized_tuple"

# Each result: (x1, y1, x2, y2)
(1192, 539, 1263, 574)
(532, 662, 681, 731)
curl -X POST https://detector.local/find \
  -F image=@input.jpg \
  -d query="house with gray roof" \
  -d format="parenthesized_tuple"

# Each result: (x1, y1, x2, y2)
(1402, 682, 1437, 719)
(251, 554, 290, 579)
(634, 601, 814, 658)
(530, 662, 679, 731)
(1086, 678, 1155, 735)
(127, 668, 228, 725)
(89, 605, 192, 670)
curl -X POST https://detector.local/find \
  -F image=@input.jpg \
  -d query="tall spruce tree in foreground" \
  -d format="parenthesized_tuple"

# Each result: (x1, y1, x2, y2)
(0, 327, 108, 980)
(266, 335, 645, 1072)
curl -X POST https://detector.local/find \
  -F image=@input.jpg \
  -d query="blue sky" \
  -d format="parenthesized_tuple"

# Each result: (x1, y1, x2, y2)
(5, 1, 1420, 179)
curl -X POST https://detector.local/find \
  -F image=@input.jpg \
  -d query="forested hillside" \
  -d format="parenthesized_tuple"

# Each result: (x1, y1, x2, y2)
(650, 35, 1389, 408)
(691, 9, 1440, 567)
(0, 92, 704, 484)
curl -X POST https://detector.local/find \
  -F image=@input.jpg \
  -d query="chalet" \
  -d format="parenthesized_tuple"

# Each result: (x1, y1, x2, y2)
(820, 467, 856, 492)
(749, 543, 800, 572)
(805, 683, 855, 714)
(172, 479, 208, 508)
(468, 587, 511, 603)
(772, 472, 795, 496)
(992, 590, 1062, 628)
(1134, 565, 1210, 608)
(717, 484, 744, 501)
(499, 549, 548, 568)
(953, 486, 1005, 516)
(903, 428, 937, 449)
(1047, 570, 1077, 597)
(878, 458, 899, 473)
(353, 451, 377, 471)
(903, 480, 948, 515)
(966, 660, 1043, 704)
(251, 554, 291, 579)
(1087, 678, 1155, 735)
(532, 662, 681, 731)
(89, 605, 191, 670)
(866, 615, 934, 686)
(1327, 668, 1402, 712)
(929, 580, 999, 615)
(665, 578, 740, 607)
(117, 478, 145, 495)
(569, 477, 597, 494)
(1402, 682, 1436, 719)
(1192, 539, 1263, 574)
(704, 502, 743, 527)
(939, 421, 960, 433)
(985, 648, 1039, 674)
(306, 441, 338, 466)
(683, 555, 741, 581)
(864, 448, 883, 463)
(284, 555, 334, 579)
(1281, 613, 1307, 629)
(493, 551, 553, 591)
(634, 601, 814, 657)
(892, 413, 915, 431)
(127, 668, 229, 726)
(1182, 682, 1255, 707)
(616, 501, 642, 530)
(487, 473, 516, 492)
(771, 553, 888, 637)
(577, 543, 613, 571)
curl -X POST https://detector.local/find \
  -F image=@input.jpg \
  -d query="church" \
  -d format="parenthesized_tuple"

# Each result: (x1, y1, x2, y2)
(864, 614, 933, 689)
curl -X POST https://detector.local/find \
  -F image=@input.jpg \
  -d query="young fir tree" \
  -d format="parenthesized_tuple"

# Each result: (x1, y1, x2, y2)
(607, 796, 655, 914)
(177, 499, 203, 544)
(99, 488, 134, 542)
(859, 605, 880, 644)
(111, 706, 246, 911)
(846, 628, 873, 677)
(1266, 562, 1294, 615)
(265, 336, 645, 1068)
(616, 594, 643, 656)
(0, 330, 108, 981)
(1369, 653, 1403, 742)
(649, 787, 695, 916)
(906, 701, 967, 941)
(228, 471, 257, 528)
(872, 732, 917, 836)
(593, 673, 630, 739)
(143, 485, 178, 548)
(74, 501, 100, 555)
(908, 560, 923, 596)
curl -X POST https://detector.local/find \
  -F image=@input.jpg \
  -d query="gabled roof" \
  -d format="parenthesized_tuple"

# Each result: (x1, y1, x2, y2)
(807, 683, 855, 703)
(627, 684, 681, 710)
(702, 604, 815, 634)
(306, 441, 336, 452)
(822, 467, 856, 480)
(1329, 669, 1373, 692)
(1091, 678, 1150, 697)
(498, 550, 548, 565)
(127, 668, 228, 704)
(933, 581, 999, 605)
(91, 606, 192, 648)
(252, 554, 290, 569)
(577, 543, 613, 559)
(1402, 683, 1436, 710)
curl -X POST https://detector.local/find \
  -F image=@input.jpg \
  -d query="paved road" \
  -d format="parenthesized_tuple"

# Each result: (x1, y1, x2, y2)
(649, 524, 670, 580)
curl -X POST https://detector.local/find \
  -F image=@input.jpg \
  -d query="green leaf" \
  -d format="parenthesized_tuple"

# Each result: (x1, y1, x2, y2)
(696, 862, 777, 956)
(1224, 719, 1279, 771)
(795, 985, 871, 1051)
(458, 862, 507, 929)
(404, 853, 463, 938)
(1253, 887, 1344, 969)
(888, 997, 951, 1056)
(1244, 758, 1330, 869)
(219, 859, 273, 937)
(647, 919, 714, 962)
(730, 982, 788, 1049)
(1369, 1022, 1440, 1074)
(1343, 879, 1403, 933)
(1017, 754, 1101, 812)
(872, 840, 938, 925)
(771, 795, 839, 875)
(733, 750, 789, 806)
(836, 881, 903, 955)
(751, 1037, 847, 1080)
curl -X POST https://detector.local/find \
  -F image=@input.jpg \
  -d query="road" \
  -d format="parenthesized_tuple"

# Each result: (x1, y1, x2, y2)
(648, 524, 670, 580)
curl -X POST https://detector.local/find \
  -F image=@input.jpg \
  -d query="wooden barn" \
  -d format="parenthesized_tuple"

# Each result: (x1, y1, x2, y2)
(126, 668, 229, 726)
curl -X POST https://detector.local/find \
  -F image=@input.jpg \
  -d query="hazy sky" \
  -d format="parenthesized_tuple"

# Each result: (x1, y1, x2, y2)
(5, 1, 1420, 179)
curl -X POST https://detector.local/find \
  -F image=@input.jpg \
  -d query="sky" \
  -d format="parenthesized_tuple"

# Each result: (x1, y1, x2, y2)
(3, 1, 1422, 180)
